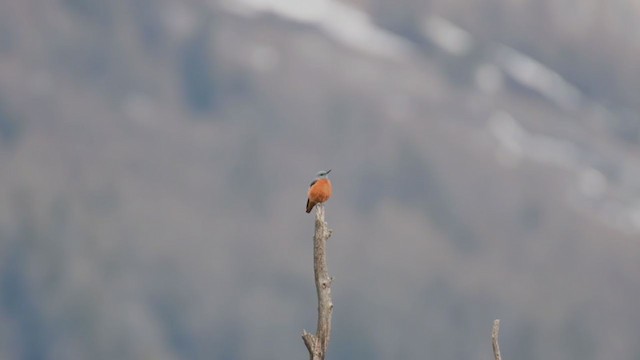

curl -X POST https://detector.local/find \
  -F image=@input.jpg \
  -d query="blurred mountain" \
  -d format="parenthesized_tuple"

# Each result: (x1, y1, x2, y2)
(0, 0, 639, 359)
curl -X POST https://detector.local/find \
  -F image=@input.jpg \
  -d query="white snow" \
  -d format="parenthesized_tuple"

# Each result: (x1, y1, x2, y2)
(421, 16, 473, 56)
(489, 110, 578, 168)
(488, 110, 640, 235)
(219, 0, 413, 59)
(494, 45, 583, 111)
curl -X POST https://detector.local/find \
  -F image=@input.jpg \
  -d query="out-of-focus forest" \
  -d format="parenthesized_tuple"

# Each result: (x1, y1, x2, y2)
(1, 0, 640, 359)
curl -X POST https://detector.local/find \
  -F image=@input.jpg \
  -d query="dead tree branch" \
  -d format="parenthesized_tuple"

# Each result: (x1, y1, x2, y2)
(492, 319, 502, 360)
(302, 204, 334, 360)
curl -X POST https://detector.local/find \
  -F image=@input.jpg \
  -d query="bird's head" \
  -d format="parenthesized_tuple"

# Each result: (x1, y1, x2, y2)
(316, 169, 331, 178)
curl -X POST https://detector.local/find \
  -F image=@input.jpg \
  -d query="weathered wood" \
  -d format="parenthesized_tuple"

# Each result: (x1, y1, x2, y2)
(492, 319, 502, 360)
(302, 204, 333, 360)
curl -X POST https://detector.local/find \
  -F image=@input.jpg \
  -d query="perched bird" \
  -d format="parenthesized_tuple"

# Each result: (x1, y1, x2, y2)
(306, 169, 332, 213)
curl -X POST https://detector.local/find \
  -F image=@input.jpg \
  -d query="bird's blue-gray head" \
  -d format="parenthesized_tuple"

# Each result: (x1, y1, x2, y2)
(316, 169, 331, 178)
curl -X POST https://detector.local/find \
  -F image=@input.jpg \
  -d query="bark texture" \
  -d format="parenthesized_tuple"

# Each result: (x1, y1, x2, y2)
(492, 319, 502, 360)
(302, 204, 333, 360)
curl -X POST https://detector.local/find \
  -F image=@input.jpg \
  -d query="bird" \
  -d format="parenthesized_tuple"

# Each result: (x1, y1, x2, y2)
(306, 169, 332, 213)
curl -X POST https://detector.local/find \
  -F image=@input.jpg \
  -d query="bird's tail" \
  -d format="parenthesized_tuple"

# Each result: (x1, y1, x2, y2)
(306, 199, 315, 213)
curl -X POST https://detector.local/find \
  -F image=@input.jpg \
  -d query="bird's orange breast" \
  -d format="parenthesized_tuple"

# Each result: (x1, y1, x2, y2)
(308, 178, 332, 203)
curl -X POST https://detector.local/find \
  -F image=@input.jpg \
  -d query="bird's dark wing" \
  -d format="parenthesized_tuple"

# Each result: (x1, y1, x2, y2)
(309, 179, 317, 187)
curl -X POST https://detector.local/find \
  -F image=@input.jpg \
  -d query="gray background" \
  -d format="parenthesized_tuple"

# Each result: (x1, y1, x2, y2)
(0, 0, 639, 359)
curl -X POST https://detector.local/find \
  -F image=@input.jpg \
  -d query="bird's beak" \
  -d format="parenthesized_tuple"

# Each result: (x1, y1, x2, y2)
(326, 169, 332, 174)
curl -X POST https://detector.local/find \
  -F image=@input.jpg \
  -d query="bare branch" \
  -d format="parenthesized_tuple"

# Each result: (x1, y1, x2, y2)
(492, 319, 502, 360)
(301, 204, 334, 360)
